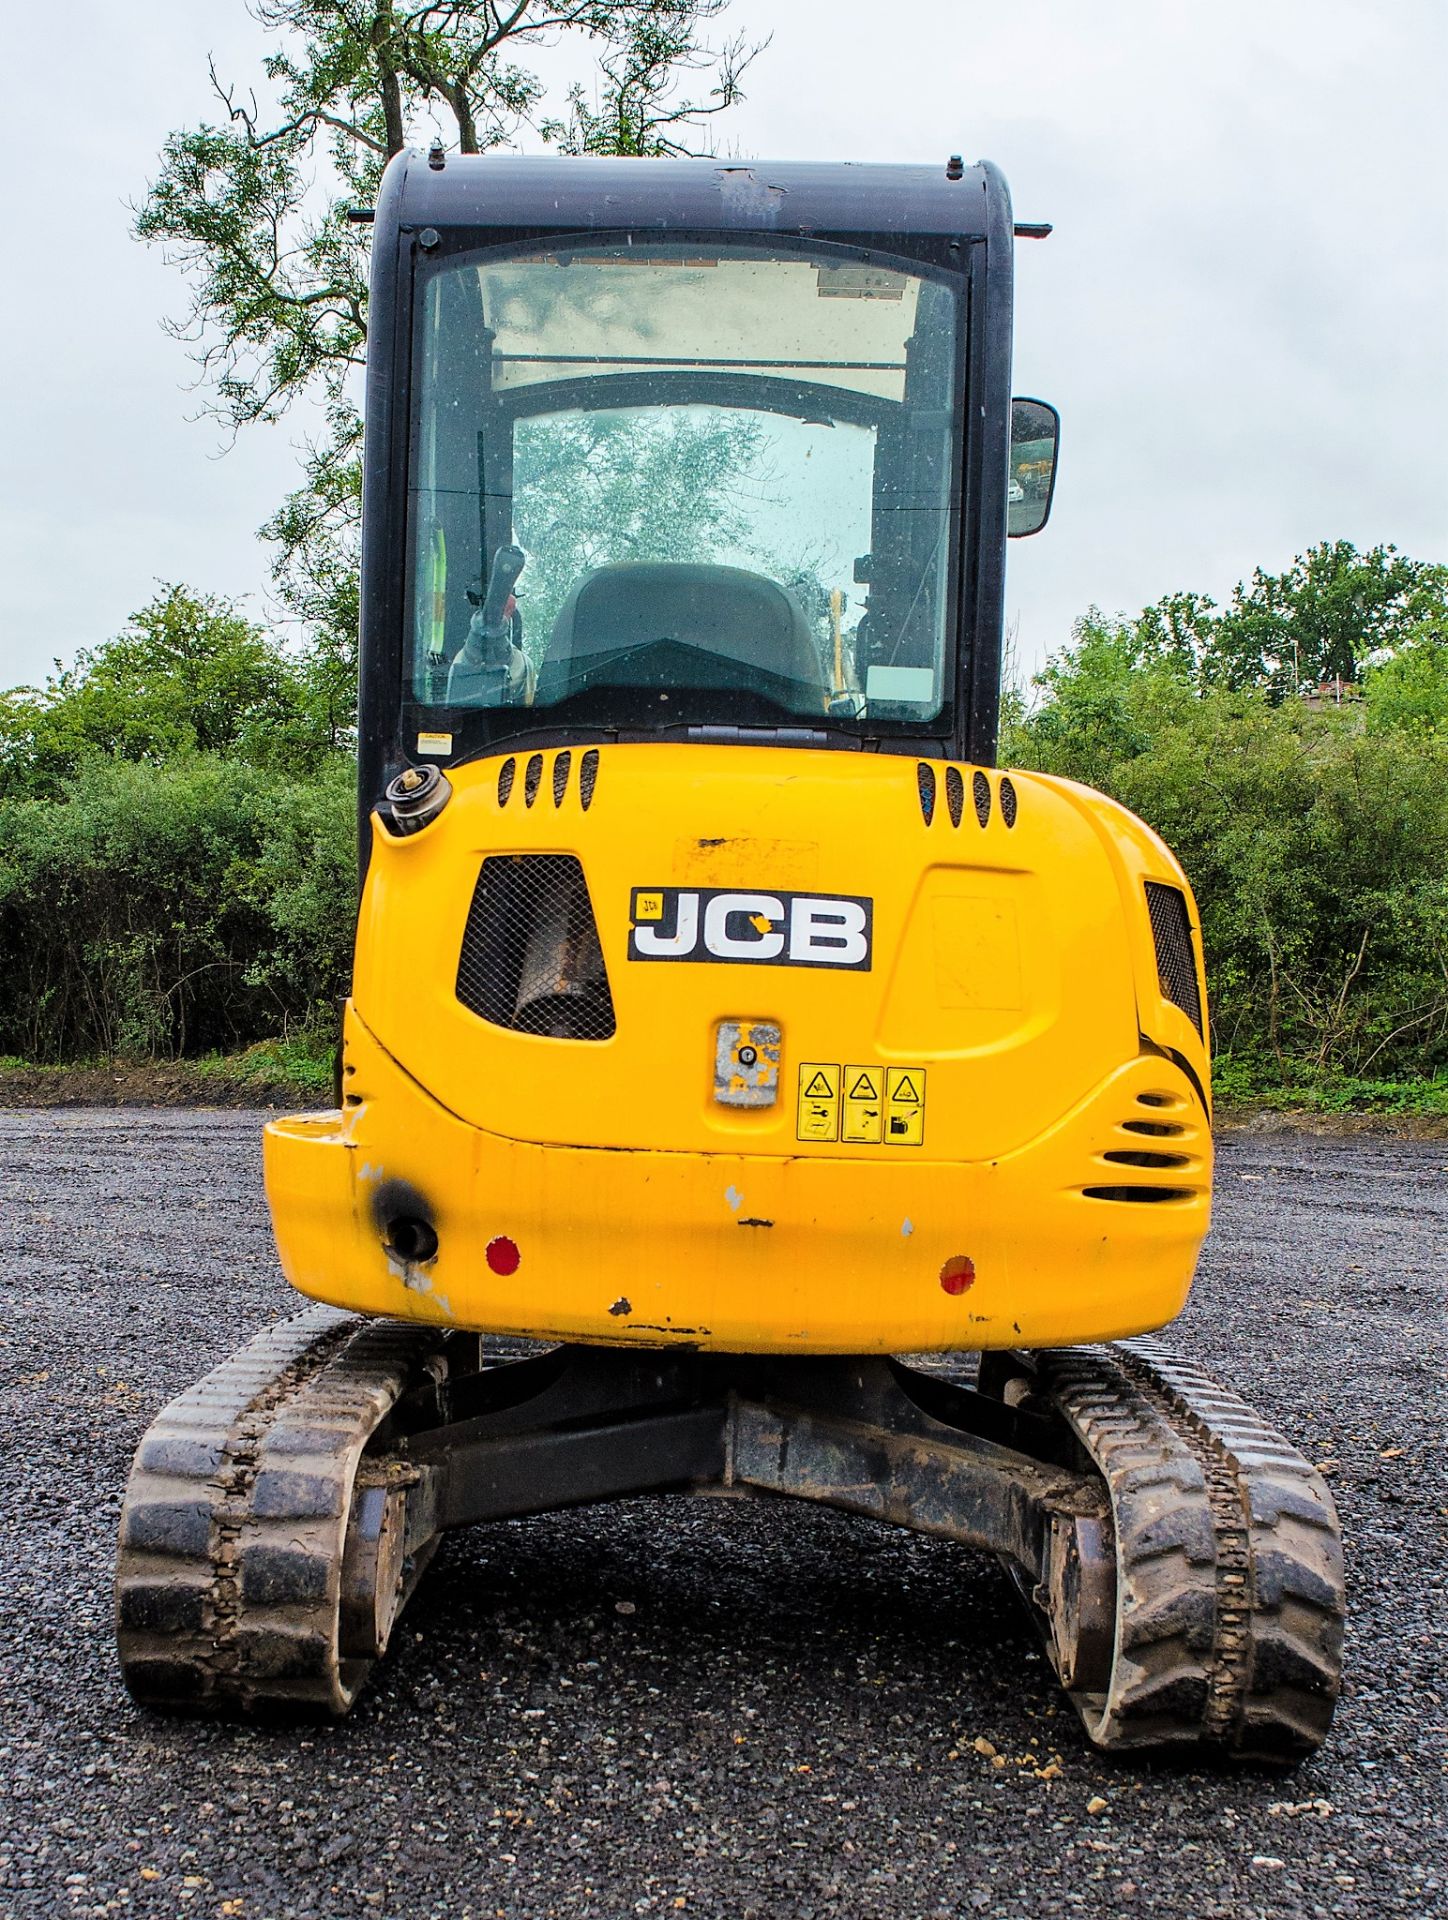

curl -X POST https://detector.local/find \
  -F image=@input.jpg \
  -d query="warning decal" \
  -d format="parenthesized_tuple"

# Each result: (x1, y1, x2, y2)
(885, 1067, 926, 1146)
(797, 1062, 926, 1145)
(842, 1065, 883, 1144)
(796, 1063, 841, 1142)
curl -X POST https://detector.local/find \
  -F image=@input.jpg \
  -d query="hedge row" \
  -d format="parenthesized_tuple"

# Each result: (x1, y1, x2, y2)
(1009, 628, 1448, 1086)
(0, 757, 355, 1062)
(4, 696, 1448, 1091)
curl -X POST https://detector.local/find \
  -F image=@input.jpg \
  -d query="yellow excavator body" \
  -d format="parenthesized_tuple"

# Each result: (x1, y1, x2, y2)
(117, 155, 1341, 1759)
(264, 743, 1211, 1352)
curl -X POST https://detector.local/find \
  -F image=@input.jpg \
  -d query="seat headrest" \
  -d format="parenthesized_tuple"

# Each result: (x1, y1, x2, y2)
(540, 562, 823, 698)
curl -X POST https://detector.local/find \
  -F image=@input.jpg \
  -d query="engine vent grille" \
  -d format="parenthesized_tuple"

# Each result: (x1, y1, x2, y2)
(999, 775, 1018, 827)
(495, 748, 597, 810)
(457, 854, 616, 1040)
(945, 766, 964, 827)
(972, 769, 991, 827)
(1102, 1149, 1191, 1170)
(1144, 882, 1203, 1036)
(917, 762, 936, 825)
(552, 749, 571, 806)
(1083, 1184, 1194, 1205)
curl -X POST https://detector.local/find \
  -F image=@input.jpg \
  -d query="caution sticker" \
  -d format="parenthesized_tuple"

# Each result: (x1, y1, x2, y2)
(884, 1067, 926, 1146)
(797, 1062, 926, 1144)
(842, 1065, 884, 1144)
(796, 1063, 841, 1142)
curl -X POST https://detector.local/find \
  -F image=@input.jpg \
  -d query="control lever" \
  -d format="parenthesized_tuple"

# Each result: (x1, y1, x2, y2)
(448, 544, 530, 705)
(458, 544, 526, 669)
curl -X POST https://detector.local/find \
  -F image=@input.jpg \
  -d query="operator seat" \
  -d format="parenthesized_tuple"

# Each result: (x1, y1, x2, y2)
(534, 562, 824, 707)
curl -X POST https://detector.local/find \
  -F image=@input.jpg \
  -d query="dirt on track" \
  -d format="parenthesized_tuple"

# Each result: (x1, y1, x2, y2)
(0, 1110, 1443, 1920)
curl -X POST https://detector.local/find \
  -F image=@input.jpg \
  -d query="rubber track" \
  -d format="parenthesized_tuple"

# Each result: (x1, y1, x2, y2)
(1036, 1337, 1345, 1759)
(115, 1305, 449, 1717)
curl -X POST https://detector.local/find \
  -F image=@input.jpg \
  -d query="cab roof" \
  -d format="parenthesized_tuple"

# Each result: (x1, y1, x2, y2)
(383, 152, 1002, 242)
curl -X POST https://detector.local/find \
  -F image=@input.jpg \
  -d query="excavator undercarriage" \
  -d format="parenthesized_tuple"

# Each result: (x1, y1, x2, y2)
(117, 1307, 1343, 1757)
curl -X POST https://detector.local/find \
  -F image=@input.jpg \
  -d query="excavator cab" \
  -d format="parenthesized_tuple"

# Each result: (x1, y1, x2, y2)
(116, 155, 1343, 1759)
(403, 225, 992, 741)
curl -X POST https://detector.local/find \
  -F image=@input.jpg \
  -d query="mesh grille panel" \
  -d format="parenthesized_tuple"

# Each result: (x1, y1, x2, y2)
(945, 766, 964, 827)
(916, 762, 936, 824)
(999, 776, 1018, 827)
(1144, 881, 1202, 1036)
(457, 855, 616, 1040)
(972, 770, 991, 827)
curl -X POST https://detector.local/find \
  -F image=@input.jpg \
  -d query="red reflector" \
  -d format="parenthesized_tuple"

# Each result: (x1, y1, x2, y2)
(486, 1235, 520, 1276)
(940, 1255, 976, 1296)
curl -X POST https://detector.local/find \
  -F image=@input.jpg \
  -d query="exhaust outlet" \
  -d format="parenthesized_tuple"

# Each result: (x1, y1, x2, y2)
(385, 1216, 439, 1264)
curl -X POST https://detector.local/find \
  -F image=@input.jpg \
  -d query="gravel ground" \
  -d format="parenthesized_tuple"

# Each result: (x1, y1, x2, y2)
(0, 1110, 1443, 1920)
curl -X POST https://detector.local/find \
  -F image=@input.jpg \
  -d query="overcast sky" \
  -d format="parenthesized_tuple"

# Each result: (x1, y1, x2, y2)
(0, 0, 1444, 695)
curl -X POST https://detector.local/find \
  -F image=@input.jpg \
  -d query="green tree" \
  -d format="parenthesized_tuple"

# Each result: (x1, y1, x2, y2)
(1201, 541, 1448, 694)
(1363, 631, 1448, 734)
(136, 1, 763, 665)
(1098, 544, 1448, 699)
(1131, 589, 1219, 676)
(0, 586, 345, 798)
(1011, 609, 1197, 789)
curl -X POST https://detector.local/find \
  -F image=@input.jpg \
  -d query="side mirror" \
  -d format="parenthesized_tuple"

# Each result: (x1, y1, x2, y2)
(1008, 398, 1060, 537)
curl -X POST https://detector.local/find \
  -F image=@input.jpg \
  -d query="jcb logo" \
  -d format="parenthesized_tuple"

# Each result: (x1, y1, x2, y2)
(629, 887, 872, 970)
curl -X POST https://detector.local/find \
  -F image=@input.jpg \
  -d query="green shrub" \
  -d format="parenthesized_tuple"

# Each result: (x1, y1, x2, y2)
(1011, 621, 1448, 1086)
(0, 756, 355, 1061)
(5, 551, 1448, 1104)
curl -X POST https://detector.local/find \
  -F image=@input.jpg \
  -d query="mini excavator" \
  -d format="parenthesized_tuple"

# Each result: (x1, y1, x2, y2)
(116, 153, 1344, 1756)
